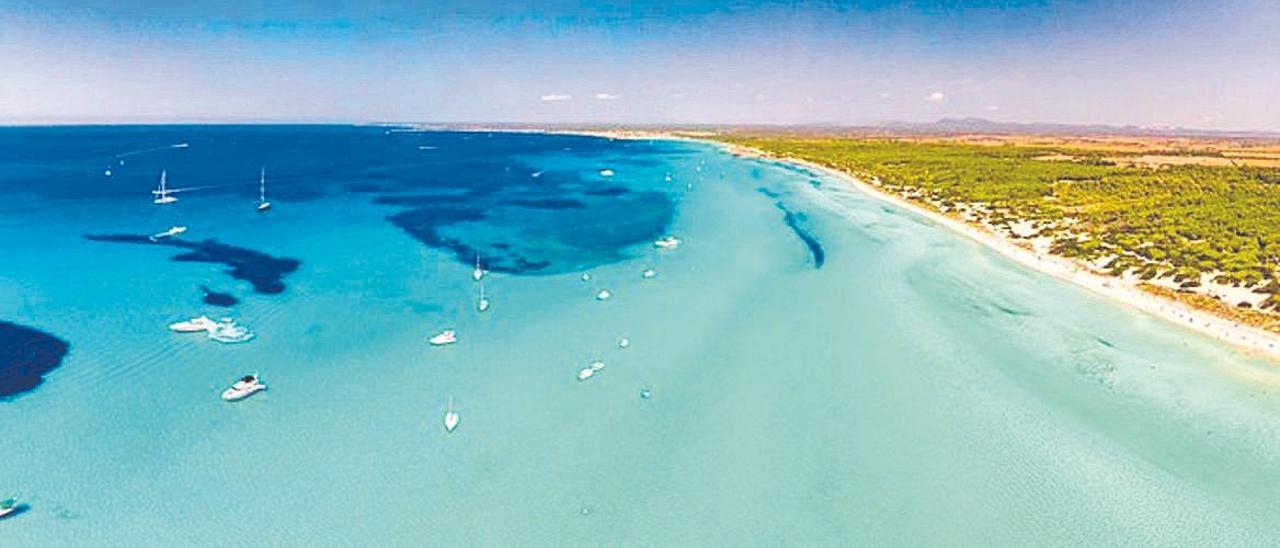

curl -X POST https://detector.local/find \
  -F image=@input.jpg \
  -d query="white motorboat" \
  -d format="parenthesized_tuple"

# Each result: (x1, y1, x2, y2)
(618, 337, 630, 348)
(641, 268, 657, 279)
(152, 170, 178, 204)
(654, 236, 681, 249)
(595, 289, 611, 301)
(221, 374, 266, 401)
(578, 360, 605, 381)
(580, 273, 591, 282)
(429, 329, 457, 346)
(0, 497, 19, 519)
(472, 254, 485, 282)
(169, 315, 217, 333)
(599, 168, 615, 177)
(150, 225, 188, 241)
(256, 167, 272, 212)
(444, 399, 460, 432)
(208, 318, 255, 344)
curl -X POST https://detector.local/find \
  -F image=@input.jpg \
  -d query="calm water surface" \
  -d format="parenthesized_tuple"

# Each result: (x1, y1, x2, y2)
(2, 127, 1279, 545)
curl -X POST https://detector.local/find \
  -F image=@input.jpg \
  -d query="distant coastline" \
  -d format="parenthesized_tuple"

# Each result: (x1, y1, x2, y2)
(550, 127, 1280, 359)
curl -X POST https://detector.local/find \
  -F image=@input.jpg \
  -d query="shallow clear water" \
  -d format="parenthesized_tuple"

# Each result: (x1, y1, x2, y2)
(3, 127, 1280, 545)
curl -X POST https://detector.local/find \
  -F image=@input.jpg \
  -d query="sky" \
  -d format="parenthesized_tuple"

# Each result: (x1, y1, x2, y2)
(1, 0, 1278, 130)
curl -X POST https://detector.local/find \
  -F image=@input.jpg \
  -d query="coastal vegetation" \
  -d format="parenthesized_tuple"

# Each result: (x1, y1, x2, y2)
(720, 135, 1280, 318)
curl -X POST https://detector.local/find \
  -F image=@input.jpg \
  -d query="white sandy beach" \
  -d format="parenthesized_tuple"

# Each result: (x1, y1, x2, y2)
(564, 128, 1280, 360)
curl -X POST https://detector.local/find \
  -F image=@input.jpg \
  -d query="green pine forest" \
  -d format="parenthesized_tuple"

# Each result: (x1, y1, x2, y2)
(721, 136, 1280, 311)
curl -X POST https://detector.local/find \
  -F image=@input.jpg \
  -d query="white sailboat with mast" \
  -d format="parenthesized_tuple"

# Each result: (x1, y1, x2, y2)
(152, 170, 177, 204)
(256, 167, 272, 212)
(444, 398, 460, 432)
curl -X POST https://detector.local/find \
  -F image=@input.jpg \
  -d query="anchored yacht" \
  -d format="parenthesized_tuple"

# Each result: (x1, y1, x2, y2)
(444, 399, 460, 432)
(221, 375, 266, 401)
(429, 329, 457, 346)
(150, 226, 187, 241)
(169, 315, 217, 333)
(256, 167, 272, 212)
(654, 236, 681, 249)
(152, 170, 178, 204)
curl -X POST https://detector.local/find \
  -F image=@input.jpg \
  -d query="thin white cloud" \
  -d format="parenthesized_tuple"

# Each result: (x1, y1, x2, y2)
(926, 91, 945, 102)
(540, 94, 572, 102)
(594, 93, 619, 100)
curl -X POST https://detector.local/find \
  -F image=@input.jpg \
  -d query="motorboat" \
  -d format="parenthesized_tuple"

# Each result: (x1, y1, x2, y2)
(640, 388, 652, 399)
(221, 374, 266, 401)
(429, 329, 457, 346)
(152, 170, 178, 204)
(642, 268, 657, 279)
(618, 337, 630, 348)
(595, 289, 611, 301)
(0, 497, 19, 519)
(208, 318, 255, 344)
(256, 167, 272, 212)
(169, 315, 217, 333)
(444, 399, 460, 432)
(577, 360, 605, 380)
(654, 236, 681, 249)
(599, 169, 615, 177)
(580, 273, 591, 282)
(150, 225, 188, 241)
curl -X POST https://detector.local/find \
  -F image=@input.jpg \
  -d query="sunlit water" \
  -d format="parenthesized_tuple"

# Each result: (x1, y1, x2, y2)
(2, 127, 1280, 545)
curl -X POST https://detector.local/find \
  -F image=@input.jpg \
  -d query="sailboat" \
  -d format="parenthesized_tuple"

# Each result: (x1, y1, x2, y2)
(152, 170, 177, 204)
(256, 167, 272, 212)
(472, 253, 485, 282)
(444, 399, 460, 432)
(477, 281, 490, 312)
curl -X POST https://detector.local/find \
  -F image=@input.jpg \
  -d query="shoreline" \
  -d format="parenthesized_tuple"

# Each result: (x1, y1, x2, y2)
(560, 128, 1280, 360)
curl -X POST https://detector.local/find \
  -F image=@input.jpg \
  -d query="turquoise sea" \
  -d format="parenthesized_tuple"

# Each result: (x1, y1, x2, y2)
(3, 126, 1280, 545)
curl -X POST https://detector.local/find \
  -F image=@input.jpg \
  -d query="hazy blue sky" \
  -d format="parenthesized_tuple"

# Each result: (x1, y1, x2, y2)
(2, 0, 1277, 129)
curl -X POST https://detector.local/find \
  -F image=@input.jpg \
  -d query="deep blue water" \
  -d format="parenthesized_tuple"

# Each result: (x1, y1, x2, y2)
(0, 126, 683, 276)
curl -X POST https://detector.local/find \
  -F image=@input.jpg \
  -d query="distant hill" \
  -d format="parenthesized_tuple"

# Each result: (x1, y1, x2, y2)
(883, 117, 1280, 139)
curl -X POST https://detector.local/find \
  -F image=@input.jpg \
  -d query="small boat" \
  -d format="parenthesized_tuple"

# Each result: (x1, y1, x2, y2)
(208, 318, 255, 344)
(221, 374, 266, 401)
(664, 173, 673, 182)
(618, 337, 630, 348)
(169, 315, 217, 333)
(429, 329, 457, 346)
(149, 225, 187, 241)
(104, 168, 112, 177)
(595, 289, 612, 301)
(642, 268, 657, 279)
(477, 282, 490, 312)
(580, 273, 591, 282)
(444, 399, 460, 432)
(0, 496, 19, 519)
(599, 169, 615, 177)
(531, 170, 544, 178)
(256, 167, 271, 212)
(640, 388, 652, 399)
(152, 170, 178, 204)
(654, 236, 681, 249)
(578, 360, 605, 381)
(472, 254, 485, 282)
